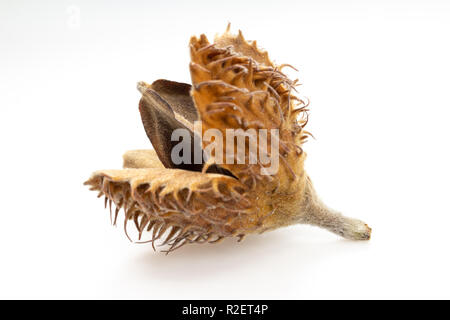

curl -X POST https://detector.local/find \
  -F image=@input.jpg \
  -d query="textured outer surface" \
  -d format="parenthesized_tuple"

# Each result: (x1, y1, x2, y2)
(85, 168, 258, 252)
(190, 30, 309, 193)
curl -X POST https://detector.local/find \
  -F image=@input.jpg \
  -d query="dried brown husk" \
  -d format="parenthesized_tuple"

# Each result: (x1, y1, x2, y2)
(85, 26, 371, 253)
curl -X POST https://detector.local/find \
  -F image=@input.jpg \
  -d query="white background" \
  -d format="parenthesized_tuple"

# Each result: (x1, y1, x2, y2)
(1, 0, 449, 299)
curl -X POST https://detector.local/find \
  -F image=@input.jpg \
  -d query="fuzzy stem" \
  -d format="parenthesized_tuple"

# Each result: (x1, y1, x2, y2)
(301, 178, 372, 240)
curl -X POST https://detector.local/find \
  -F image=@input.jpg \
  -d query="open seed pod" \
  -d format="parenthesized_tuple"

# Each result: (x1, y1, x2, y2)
(85, 26, 371, 253)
